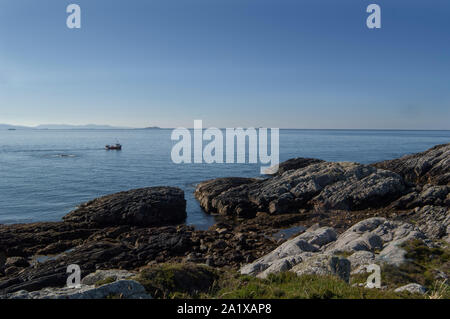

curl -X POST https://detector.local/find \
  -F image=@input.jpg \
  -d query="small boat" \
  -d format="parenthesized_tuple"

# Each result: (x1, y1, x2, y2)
(105, 143, 122, 150)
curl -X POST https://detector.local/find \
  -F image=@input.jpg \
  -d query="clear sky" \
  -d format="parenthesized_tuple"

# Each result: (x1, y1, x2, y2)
(0, 0, 449, 129)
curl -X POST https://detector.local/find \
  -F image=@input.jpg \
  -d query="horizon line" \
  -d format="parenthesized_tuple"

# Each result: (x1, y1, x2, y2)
(1, 124, 450, 132)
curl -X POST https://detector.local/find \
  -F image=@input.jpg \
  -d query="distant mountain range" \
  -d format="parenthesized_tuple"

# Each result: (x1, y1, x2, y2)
(0, 124, 162, 130)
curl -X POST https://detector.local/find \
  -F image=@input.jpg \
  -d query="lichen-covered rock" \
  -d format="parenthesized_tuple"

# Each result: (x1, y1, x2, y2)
(373, 143, 450, 186)
(324, 217, 424, 263)
(290, 254, 351, 283)
(413, 206, 450, 242)
(347, 251, 376, 274)
(63, 187, 187, 227)
(311, 167, 405, 210)
(268, 158, 325, 175)
(324, 218, 386, 253)
(240, 226, 336, 277)
(196, 162, 406, 216)
(2, 280, 151, 299)
(394, 283, 427, 294)
(240, 217, 428, 279)
(81, 269, 135, 286)
(390, 184, 449, 209)
(255, 255, 306, 279)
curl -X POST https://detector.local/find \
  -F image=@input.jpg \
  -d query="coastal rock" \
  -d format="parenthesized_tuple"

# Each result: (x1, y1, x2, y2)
(63, 187, 187, 227)
(5, 257, 29, 268)
(2, 280, 150, 299)
(390, 184, 449, 209)
(324, 217, 426, 266)
(195, 178, 260, 217)
(81, 269, 135, 286)
(0, 250, 5, 275)
(0, 224, 195, 295)
(311, 168, 405, 210)
(240, 217, 428, 280)
(253, 162, 405, 213)
(394, 283, 427, 294)
(347, 251, 376, 274)
(376, 231, 425, 266)
(324, 217, 424, 262)
(255, 255, 306, 279)
(268, 158, 325, 175)
(0, 223, 278, 294)
(135, 263, 219, 297)
(196, 162, 406, 216)
(291, 254, 351, 283)
(373, 143, 450, 186)
(0, 222, 97, 257)
(240, 226, 336, 277)
(413, 206, 450, 241)
(295, 226, 337, 248)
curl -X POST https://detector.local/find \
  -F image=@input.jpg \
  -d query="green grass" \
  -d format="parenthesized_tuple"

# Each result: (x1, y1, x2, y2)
(134, 263, 424, 299)
(132, 241, 450, 300)
(133, 263, 219, 299)
(350, 239, 450, 298)
(380, 240, 449, 290)
(208, 271, 419, 299)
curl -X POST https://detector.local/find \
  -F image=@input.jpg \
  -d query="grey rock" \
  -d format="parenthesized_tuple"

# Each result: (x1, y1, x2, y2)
(413, 206, 450, 241)
(63, 187, 187, 227)
(81, 269, 135, 286)
(256, 255, 304, 279)
(0, 250, 6, 270)
(5, 257, 29, 268)
(376, 230, 425, 266)
(240, 226, 335, 277)
(312, 168, 405, 210)
(325, 218, 386, 253)
(2, 280, 151, 299)
(394, 283, 427, 294)
(324, 217, 425, 266)
(266, 158, 325, 175)
(390, 185, 449, 209)
(240, 237, 317, 276)
(196, 162, 406, 217)
(195, 177, 260, 217)
(299, 227, 337, 248)
(347, 251, 376, 274)
(373, 143, 450, 186)
(291, 254, 351, 283)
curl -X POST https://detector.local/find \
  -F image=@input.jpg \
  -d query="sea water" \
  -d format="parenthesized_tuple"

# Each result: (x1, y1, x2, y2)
(0, 129, 448, 229)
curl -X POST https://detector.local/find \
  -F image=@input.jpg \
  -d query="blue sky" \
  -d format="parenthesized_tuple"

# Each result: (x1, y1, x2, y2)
(0, 0, 449, 129)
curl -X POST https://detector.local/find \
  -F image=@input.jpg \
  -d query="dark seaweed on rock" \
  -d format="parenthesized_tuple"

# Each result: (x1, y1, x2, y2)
(63, 187, 187, 227)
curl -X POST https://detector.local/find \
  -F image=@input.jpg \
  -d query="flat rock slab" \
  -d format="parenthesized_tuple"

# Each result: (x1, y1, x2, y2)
(63, 187, 187, 227)
(394, 283, 427, 294)
(240, 217, 427, 279)
(2, 280, 151, 299)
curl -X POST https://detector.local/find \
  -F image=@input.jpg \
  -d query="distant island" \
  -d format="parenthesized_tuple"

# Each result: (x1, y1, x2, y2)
(0, 124, 162, 130)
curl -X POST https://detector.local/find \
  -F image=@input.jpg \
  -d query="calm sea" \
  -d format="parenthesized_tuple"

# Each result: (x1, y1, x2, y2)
(0, 129, 449, 229)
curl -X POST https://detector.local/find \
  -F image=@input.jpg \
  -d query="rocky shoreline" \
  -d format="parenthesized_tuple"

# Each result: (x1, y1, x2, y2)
(0, 143, 448, 298)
